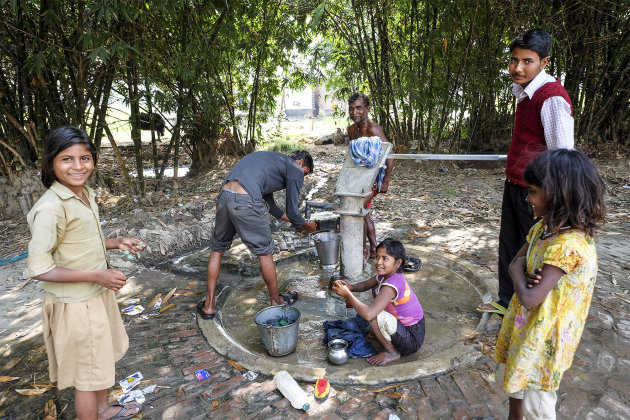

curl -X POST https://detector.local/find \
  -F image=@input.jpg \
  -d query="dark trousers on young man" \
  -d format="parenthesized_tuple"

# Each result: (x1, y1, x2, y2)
(497, 179, 537, 308)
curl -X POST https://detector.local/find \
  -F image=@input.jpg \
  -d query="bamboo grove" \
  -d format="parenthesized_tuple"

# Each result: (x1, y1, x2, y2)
(314, 0, 630, 153)
(1, 0, 628, 194)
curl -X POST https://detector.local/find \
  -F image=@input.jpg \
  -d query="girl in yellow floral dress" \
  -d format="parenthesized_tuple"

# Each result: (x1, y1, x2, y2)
(494, 149, 606, 420)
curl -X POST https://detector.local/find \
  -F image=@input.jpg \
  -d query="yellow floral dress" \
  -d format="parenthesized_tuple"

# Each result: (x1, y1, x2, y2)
(494, 220, 598, 392)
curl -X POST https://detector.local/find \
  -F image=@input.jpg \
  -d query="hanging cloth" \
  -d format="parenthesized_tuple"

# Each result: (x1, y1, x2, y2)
(349, 136, 386, 191)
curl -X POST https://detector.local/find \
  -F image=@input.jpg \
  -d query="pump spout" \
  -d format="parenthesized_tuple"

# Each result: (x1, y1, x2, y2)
(304, 201, 332, 219)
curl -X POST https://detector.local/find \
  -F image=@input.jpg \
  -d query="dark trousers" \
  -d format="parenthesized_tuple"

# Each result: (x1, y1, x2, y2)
(497, 179, 536, 307)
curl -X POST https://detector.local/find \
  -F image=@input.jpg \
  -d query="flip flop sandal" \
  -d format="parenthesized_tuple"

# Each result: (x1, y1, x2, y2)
(196, 300, 215, 319)
(475, 301, 507, 315)
(403, 256, 422, 272)
(107, 402, 142, 420)
(281, 291, 299, 306)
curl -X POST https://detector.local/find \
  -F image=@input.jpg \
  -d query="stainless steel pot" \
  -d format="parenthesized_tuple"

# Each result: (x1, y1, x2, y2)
(327, 338, 349, 365)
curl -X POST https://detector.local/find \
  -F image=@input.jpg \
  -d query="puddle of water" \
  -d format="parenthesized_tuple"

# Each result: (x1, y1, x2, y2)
(219, 256, 480, 366)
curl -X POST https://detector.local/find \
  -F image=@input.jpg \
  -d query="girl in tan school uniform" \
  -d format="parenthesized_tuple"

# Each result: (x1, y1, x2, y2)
(27, 126, 145, 420)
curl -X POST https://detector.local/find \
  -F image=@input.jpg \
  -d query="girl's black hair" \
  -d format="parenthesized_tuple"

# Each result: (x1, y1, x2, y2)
(41, 126, 97, 188)
(376, 238, 406, 273)
(523, 149, 606, 237)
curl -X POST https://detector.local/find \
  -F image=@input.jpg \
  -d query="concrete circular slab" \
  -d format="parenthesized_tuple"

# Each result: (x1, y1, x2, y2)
(197, 244, 496, 385)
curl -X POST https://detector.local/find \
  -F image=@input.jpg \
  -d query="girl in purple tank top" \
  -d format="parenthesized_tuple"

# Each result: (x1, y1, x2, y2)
(333, 238, 425, 366)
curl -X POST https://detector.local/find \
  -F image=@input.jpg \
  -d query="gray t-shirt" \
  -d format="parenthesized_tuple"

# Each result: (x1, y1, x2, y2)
(224, 151, 306, 228)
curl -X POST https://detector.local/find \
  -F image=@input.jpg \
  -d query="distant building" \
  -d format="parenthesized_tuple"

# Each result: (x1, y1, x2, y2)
(281, 86, 336, 118)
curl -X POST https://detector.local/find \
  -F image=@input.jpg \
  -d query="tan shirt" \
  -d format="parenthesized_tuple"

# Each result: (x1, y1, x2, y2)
(27, 181, 108, 302)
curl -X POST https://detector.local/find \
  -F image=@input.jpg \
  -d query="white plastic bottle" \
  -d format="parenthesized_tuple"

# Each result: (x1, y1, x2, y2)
(273, 370, 310, 411)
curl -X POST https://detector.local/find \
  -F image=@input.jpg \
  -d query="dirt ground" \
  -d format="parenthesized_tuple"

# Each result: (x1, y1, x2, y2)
(1, 136, 629, 418)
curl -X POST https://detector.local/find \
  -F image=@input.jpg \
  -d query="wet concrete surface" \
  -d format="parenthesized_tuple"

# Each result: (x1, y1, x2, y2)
(191, 245, 493, 385)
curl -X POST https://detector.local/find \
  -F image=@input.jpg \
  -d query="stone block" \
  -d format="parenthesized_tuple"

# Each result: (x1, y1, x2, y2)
(596, 349, 616, 372)
(162, 398, 198, 419)
(338, 397, 364, 415)
(192, 348, 218, 358)
(617, 319, 630, 338)
(617, 358, 630, 375)
(558, 389, 587, 417)
(452, 373, 487, 408)
(202, 375, 248, 400)
(181, 358, 224, 376)
(607, 377, 630, 395)
(170, 328, 199, 338)
(437, 375, 465, 407)
(415, 395, 435, 420)
(156, 365, 174, 376)
(584, 409, 609, 420)
(600, 393, 630, 418)
(371, 409, 396, 420)
(321, 413, 344, 420)
(597, 310, 614, 328)
(271, 397, 291, 410)
(299, 396, 339, 418)
(452, 408, 472, 419)
(229, 379, 276, 404)
(420, 378, 450, 416)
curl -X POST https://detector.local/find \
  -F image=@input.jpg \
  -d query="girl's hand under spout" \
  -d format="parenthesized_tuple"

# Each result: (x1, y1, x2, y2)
(332, 280, 352, 298)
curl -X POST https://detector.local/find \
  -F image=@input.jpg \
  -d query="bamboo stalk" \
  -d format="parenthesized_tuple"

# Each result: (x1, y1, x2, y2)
(26, 121, 39, 151)
(103, 124, 135, 193)
(0, 106, 35, 155)
(0, 139, 27, 167)
(0, 151, 14, 182)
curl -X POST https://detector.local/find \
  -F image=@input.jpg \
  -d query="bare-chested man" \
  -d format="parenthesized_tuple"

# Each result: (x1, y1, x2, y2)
(347, 92, 394, 260)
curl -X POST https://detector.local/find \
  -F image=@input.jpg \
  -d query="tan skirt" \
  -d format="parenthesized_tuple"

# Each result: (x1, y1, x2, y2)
(42, 289, 129, 391)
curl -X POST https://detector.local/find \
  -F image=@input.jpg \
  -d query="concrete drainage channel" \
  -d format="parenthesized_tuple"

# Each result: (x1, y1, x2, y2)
(179, 244, 496, 386)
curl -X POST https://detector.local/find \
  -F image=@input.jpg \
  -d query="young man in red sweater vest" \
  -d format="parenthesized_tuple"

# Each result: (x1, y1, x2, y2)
(477, 29, 574, 316)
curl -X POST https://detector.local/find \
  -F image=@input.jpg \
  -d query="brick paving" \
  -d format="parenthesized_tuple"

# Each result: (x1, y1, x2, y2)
(2, 233, 627, 419)
(108, 246, 629, 420)
(1, 240, 628, 419)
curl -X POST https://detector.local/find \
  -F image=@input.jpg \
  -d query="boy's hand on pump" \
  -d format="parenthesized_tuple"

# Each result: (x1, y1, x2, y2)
(302, 221, 317, 233)
(96, 269, 128, 291)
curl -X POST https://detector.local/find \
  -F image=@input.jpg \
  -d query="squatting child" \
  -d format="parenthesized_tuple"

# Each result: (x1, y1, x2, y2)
(27, 126, 146, 420)
(333, 238, 425, 366)
(494, 149, 606, 419)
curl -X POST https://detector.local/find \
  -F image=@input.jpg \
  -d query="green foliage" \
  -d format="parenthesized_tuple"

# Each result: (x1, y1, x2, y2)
(312, 0, 630, 153)
(266, 137, 303, 154)
(0, 0, 628, 183)
(0, 0, 317, 180)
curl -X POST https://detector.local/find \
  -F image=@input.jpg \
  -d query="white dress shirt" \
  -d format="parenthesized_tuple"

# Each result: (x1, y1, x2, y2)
(512, 71, 574, 150)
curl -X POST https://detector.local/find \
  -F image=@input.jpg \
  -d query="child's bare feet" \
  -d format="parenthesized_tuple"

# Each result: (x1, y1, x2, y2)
(367, 350, 400, 366)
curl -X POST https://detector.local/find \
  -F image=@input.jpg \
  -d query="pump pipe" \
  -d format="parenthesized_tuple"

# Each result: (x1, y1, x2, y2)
(388, 154, 507, 161)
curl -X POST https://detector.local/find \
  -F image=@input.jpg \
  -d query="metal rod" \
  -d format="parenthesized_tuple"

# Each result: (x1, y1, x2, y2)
(388, 154, 507, 161)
